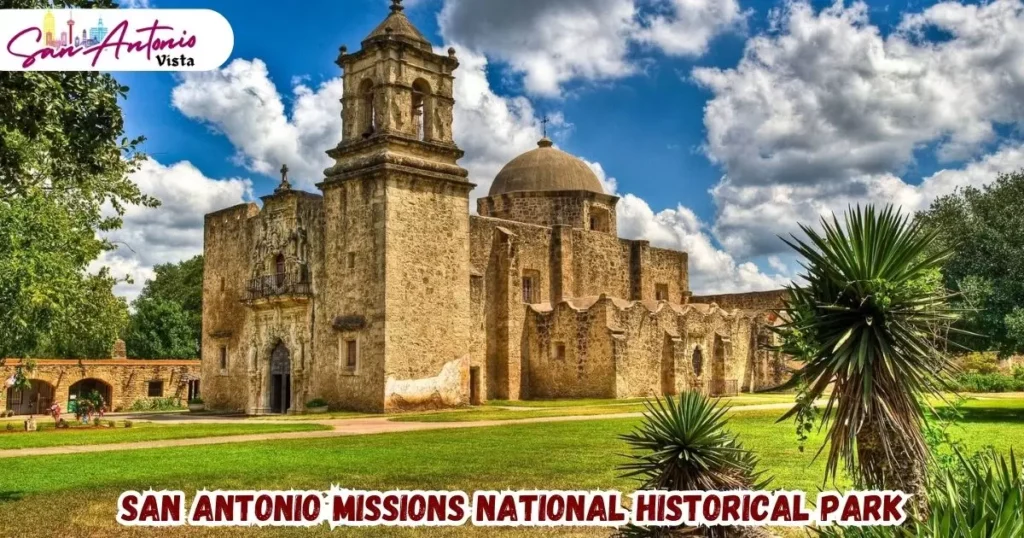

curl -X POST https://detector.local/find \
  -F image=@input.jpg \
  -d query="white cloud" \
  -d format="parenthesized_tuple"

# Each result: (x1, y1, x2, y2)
(616, 194, 788, 293)
(691, 0, 1024, 257)
(171, 59, 343, 189)
(634, 0, 748, 57)
(439, 0, 638, 96)
(438, 0, 745, 96)
(93, 159, 252, 302)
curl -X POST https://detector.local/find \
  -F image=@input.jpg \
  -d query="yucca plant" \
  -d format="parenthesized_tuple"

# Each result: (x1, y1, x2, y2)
(618, 392, 771, 537)
(774, 205, 960, 516)
(817, 449, 1024, 537)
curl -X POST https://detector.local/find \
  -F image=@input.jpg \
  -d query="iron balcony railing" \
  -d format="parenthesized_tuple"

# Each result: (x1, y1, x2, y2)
(245, 273, 311, 302)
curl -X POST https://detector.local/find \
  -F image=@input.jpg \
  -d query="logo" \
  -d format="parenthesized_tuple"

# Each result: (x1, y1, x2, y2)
(0, 9, 233, 71)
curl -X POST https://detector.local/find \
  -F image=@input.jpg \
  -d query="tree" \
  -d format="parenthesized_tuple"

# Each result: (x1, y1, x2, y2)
(774, 206, 958, 517)
(0, 0, 156, 360)
(123, 256, 203, 359)
(916, 170, 1024, 356)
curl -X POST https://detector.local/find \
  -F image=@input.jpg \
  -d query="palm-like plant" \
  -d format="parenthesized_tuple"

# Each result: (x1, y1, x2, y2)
(775, 205, 959, 514)
(817, 449, 1024, 537)
(618, 391, 770, 537)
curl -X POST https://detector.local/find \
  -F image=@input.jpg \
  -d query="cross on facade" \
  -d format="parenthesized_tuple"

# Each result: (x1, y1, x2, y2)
(390, 0, 403, 13)
(541, 116, 550, 137)
(276, 164, 292, 193)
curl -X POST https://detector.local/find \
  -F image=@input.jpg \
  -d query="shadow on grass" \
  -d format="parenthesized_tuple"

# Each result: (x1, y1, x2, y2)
(0, 490, 24, 503)
(956, 406, 1024, 424)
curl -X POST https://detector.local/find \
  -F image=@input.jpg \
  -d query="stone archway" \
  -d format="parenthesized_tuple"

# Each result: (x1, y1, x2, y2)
(68, 378, 113, 411)
(4, 379, 56, 415)
(269, 342, 292, 414)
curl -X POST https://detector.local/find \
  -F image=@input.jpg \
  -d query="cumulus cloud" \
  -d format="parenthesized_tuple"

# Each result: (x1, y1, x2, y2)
(171, 59, 344, 189)
(691, 0, 1024, 257)
(634, 0, 748, 56)
(94, 159, 252, 302)
(439, 0, 745, 96)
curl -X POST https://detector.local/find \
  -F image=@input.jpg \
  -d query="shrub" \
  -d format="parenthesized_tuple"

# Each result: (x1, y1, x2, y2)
(955, 372, 1024, 393)
(817, 448, 1024, 537)
(188, 398, 204, 405)
(129, 397, 185, 412)
(4, 423, 13, 432)
(960, 352, 1002, 374)
(306, 399, 328, 408)
(617, 392, 770, 537)
(124, 420, 133, 428)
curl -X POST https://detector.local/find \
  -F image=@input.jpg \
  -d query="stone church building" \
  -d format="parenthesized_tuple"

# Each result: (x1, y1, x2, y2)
(201, 0, 787, 414)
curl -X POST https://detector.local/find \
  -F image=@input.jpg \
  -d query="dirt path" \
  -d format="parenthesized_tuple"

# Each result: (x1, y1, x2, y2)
(0, 402, 795, 459)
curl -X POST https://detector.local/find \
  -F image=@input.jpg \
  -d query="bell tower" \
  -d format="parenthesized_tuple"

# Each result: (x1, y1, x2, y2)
(317, 0, 473, 412)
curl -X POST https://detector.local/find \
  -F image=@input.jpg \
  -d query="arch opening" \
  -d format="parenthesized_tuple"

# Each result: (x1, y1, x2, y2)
(359, 78, 376, 138)
(68, 378, 112, 412)
(269, 342, 292, 414)
(4, 379, 56, 415)
(589, 206, 612, 233)
(411, 78, 431, 141)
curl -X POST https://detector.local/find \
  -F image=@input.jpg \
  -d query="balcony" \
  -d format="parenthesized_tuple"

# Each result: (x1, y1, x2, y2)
(244, 273, 311, 307)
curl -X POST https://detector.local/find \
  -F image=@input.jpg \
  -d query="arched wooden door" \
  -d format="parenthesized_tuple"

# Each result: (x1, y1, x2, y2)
(269, 343, 291, 414)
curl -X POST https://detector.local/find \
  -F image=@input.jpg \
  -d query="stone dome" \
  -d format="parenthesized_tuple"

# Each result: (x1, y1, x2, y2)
(489, 138, 605, 196)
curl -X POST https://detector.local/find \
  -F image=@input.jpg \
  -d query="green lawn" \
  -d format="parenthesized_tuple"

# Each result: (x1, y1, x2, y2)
(487, 392, 796, 408)
(394, 393, 796, 422)
(0, 398, 1020, 536)
(0, 421, 330, 450)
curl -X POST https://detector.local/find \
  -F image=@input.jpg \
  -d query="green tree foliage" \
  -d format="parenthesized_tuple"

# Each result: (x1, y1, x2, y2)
(774, 206, 959, 516)
(916, 170, 1024, 356)
(0, 0, 157, 359)
(123, 256, 203, 359)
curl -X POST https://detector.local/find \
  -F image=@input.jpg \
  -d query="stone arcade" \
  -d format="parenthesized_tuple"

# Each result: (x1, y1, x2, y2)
(201, 0, 788, 414)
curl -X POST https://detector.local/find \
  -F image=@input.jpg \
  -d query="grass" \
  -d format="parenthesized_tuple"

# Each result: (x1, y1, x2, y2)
(487, 392, 796, 408)
(1, 398, 1021, 536)
(393, 393, 796, 422)
(0, 421, 330, 450)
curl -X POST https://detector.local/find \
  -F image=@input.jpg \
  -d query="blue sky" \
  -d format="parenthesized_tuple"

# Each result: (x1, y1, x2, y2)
(103, 0, 1024, 299)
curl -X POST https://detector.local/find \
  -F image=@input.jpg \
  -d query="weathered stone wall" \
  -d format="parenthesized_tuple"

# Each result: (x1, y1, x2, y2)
(689, 290, 788, 311)
(382, 175, 473, 411)
(524, 299, 616, 399)
(477, 191, 618, 234)
(314, 178, 388, 413)
(0, 359, 200, 415)
(202, 203, 259, 412)
(523, 299, 783, 400)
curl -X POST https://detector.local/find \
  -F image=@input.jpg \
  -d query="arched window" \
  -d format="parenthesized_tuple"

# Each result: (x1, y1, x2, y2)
(411, 79, 431, 141)
(275, 254, 286, 287)
(692, 347, 704, 377)
(359, 78, 376, 138)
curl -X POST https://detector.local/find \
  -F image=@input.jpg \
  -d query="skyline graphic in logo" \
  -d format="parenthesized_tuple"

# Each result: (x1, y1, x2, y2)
(40, 8, 110, 50)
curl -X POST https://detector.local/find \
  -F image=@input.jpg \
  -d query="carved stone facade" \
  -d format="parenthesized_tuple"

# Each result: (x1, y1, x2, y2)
(201, 1, 788, 414)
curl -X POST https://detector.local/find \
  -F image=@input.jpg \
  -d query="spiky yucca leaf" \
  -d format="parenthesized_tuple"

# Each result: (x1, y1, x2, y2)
(617, 392, 771, 538)
(774, 205, 960, 490)
(619, 391, 771, 492)
(817, 449, 1024, 538)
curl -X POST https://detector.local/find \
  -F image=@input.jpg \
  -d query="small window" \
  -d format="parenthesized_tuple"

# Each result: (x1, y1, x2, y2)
(346, 340, 358, 370)
(219, 277, 225, 292)
(147, 381, 164, 397)
(692, 347, 704, 377)
(522, 276, 534, 303)
(554, 343, 566, 361)
(219, 346, 228, 370)
(347, 252, 356, 269)
(656, 284, 669, 301)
